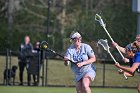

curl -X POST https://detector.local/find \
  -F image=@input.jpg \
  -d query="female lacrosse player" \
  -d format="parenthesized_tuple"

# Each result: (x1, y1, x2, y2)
(64, 32, 96, 93)
(112, 34, 140, 74)
(115, 38, 140, 93)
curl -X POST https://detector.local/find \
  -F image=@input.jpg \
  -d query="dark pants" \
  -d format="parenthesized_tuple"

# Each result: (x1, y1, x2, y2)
(18, 62, 31, 85)
(28, 74, 39, 86)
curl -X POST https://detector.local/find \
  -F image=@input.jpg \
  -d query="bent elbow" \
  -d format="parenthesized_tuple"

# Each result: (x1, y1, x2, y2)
(94, 57, 96, 62)
(92, 56, 96, 63)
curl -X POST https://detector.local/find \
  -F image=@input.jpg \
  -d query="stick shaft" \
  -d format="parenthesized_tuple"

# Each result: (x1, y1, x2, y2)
(108, 50, 127, 80)
(47, 48, 77, 65)
(103, 26, 124, 59)
(108, 51, 117, 63)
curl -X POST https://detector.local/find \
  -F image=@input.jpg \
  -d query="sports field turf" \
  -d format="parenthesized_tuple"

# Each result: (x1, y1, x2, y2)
(0, 56, 139, 92)
(0, 86, 137, 93)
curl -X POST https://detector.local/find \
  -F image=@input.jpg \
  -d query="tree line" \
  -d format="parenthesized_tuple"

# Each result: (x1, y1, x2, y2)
(0, 0, 136, 53)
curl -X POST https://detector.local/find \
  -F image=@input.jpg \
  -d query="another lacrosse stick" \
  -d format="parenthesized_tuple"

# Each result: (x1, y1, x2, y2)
(95, 14, 124, 59)
(39, 41, 77, 65)
(98, 39, 128, 80)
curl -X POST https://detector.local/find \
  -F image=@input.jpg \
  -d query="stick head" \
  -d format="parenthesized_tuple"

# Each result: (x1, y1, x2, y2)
(40, 41, 48, 50)
(98, 39, 110, 52)
(95, 14, 101, 21)
(95, 14, 106, 27)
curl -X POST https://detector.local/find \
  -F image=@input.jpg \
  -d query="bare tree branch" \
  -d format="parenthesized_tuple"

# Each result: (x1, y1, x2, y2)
(30, 3, 47, 9)
(38, 0, 48, 8)
(23, 7, 46, 19)
(15, 24, 47, 33)
(26, 0, 48, 9)
(93, 0, 107, 12)
(94, 0, 130, 12)
(0, 0, 8, 18)
(21, 0, 46, 19)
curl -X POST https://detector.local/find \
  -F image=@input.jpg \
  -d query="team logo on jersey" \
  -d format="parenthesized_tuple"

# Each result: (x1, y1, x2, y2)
(73, 55, 83, 62)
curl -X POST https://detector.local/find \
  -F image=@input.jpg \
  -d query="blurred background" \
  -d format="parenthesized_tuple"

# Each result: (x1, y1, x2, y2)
(0, 0, 139, 88)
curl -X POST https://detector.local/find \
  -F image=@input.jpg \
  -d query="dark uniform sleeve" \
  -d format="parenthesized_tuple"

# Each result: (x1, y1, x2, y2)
(134, 52, 140, 63)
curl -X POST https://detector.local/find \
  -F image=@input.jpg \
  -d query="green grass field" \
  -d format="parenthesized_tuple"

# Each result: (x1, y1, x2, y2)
(0, 86, 137, 93)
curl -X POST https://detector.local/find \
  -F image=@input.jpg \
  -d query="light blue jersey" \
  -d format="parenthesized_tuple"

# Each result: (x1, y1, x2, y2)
(65, 43, 96, 82)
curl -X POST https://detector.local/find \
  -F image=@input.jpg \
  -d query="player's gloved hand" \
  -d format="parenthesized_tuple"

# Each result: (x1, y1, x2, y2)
(118, 69, 124, 74)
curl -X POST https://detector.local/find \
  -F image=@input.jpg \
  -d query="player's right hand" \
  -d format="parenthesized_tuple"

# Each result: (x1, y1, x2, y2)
(64, 57, 70, 66)
(64, 61, 70, 66)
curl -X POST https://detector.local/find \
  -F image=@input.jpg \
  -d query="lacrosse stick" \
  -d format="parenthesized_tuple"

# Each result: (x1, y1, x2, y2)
(39, 41, 78, 65)
(98, 39, 128, 80)
(95, 14, 124, 59)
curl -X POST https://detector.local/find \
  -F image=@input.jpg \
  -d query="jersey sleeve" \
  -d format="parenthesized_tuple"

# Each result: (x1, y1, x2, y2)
(65, 49, 71, 60)
(86, 44, 94, 57)
(134, 52, 140, 63)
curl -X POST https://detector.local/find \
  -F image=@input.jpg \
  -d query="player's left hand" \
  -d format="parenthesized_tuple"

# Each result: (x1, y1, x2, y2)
(118, 69, 124, 74)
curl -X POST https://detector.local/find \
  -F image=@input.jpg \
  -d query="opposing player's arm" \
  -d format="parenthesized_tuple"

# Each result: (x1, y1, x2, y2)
(115, 62, 140, 74)
(117, 46, 126, 54)
(124, 72, 134, 77)
(112, 42, 126, 53)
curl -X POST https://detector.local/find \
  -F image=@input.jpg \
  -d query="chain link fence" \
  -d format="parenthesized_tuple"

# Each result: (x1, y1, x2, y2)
(0, 49, 138, 88)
